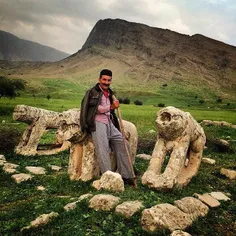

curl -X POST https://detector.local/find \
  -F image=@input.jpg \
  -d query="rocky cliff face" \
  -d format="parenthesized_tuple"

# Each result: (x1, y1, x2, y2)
(1, 18, 236, 94)
(0, 30, 69, 62)
(79, 18, 236, 88)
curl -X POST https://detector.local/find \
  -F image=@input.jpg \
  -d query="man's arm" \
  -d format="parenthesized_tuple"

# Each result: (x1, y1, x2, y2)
(80, 90, 91, 132)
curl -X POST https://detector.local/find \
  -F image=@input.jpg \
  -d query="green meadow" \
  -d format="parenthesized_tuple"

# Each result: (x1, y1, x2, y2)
(0, 77, 236, 235)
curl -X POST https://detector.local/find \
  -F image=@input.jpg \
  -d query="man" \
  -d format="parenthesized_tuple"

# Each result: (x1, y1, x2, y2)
(80, 69, 134, 184)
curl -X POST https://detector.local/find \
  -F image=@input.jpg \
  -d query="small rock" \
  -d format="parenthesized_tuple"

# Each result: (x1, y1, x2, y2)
(37, 186, 46, 191)
(202, 158, 216, 165)
(136, 154, 152, 160)
(171, 230, 192, 236)
(25, 166, 46, 175)
(78, 193, 93, 201)
(64, 202, 78, 211)
(193, 193, 220, 208)
(49, 165, 62, 171)
(148, 129, 156, 134)
(0, 154, 6, 161)
(12, 173, 33, 183)
(92, 171, 124, 192)
(220, 168, 236, 180)
(2, 120, 6, 124)
(4, 168, 17, 174)
(141, 203, 192, 232)
(3, 162, 19, 169)
(21, 212, 59, 231)
(209, 192, 230, 201)
(115, 200, 144, 218)
(89, 194, 120, 211)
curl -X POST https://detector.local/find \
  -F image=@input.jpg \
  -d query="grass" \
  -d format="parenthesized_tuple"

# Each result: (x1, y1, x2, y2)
(0, 78, 236, 235)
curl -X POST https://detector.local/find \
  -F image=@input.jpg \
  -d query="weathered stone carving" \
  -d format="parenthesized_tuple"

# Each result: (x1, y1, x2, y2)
(68, 119, 138, 181)
(142, 106, 206, 190)
(14, 105, 138, 182)
(13, 105, 80, 155)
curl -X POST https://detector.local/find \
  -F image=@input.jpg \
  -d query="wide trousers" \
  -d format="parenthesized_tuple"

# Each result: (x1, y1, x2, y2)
(91, 120, 133, 179)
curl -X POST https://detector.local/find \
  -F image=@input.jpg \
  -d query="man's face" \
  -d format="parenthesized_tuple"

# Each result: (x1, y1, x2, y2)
(99, 75, 112, 90)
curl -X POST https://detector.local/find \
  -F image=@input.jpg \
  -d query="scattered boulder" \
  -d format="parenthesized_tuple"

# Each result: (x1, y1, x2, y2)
(25, 166, 46, 175)
(136, 153, 152, 160)
(12, 173, 33, 183)
(193, 193, 220, 208)
(201, 120, 236, 129)
(21, 212, 59, 231)
(141, 203, 192, 232)
(115, 200, 144, 218)
(202, 158, 216, 165)
(220, 168, 236, 180)
(92, 171, 124, 192)
(209, 192, 231, 201)
(89, 194, 120, 211)
(174, 197, 209, 220)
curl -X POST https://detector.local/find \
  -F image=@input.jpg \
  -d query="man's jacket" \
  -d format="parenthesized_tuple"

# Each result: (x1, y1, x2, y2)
(80, 83, 120, 133)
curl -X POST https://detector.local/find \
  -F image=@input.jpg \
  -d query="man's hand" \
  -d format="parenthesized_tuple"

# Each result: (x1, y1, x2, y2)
(111, 100, 120, 109)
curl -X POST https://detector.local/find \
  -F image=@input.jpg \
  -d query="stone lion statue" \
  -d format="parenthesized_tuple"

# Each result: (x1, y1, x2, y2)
(142, 106, 206, 190)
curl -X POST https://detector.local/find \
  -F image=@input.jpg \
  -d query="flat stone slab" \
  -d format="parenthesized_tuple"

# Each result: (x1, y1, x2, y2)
(89, 194, 120, 211)
(12, 173, 33, 183)
(4, 168, 17, 174)
(194, 193, 220, 208)
(115, 200, 144, 218)
(78, 193, 93, 201)
(136, 154, 152, 160)
(220, 168, 236, 180)
(25, 166, 46, 175)
(0, 154, 6, 160)
(209, 192, 231, 201)
(3, 162, 19, 170)
(49, 165, 62, 171)
(202, 157, 216, 165)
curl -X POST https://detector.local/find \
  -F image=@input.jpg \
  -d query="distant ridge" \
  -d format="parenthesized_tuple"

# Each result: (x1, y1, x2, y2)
(0, 30, 70, 62)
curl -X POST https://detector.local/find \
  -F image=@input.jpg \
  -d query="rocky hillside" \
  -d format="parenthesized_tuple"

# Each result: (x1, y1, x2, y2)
(0, 30, 69, 62)
(1, 18, 236, 97)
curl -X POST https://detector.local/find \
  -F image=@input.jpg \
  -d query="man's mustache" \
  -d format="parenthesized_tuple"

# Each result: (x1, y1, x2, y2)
(102, 83, 110, 86)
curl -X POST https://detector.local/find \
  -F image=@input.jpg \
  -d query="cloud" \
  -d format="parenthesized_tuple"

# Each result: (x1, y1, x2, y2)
(0, 0, 235, 54)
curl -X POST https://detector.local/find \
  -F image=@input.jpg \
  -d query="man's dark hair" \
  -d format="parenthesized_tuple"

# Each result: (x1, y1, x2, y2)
(100, 69, 112, 78)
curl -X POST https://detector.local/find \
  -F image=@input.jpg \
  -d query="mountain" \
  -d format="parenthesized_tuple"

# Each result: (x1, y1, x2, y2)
(0, 30, 70, 62)
(0, 18, 236, 100)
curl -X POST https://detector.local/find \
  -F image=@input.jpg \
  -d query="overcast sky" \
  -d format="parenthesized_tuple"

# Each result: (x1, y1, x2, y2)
(0, 0, 235, 54)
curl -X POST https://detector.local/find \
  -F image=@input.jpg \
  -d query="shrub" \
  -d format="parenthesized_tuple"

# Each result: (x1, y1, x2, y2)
(162, 84, 168, 87)
(134, 100, 143, 106)
(47, 94, 51, 100)
(199, 100, 205, 104)
(216, 98, 222, 103)
(157, 103, 165, 107)
(118, 97, 123, 103)
(0, 125, 22, 152)
(0, 76, 25, 98)
(227, 103, 230, 106)
(123, 97, 130, 104)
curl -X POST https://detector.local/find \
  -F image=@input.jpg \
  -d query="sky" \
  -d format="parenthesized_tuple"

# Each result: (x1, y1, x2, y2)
(0, 0, 235, 54)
